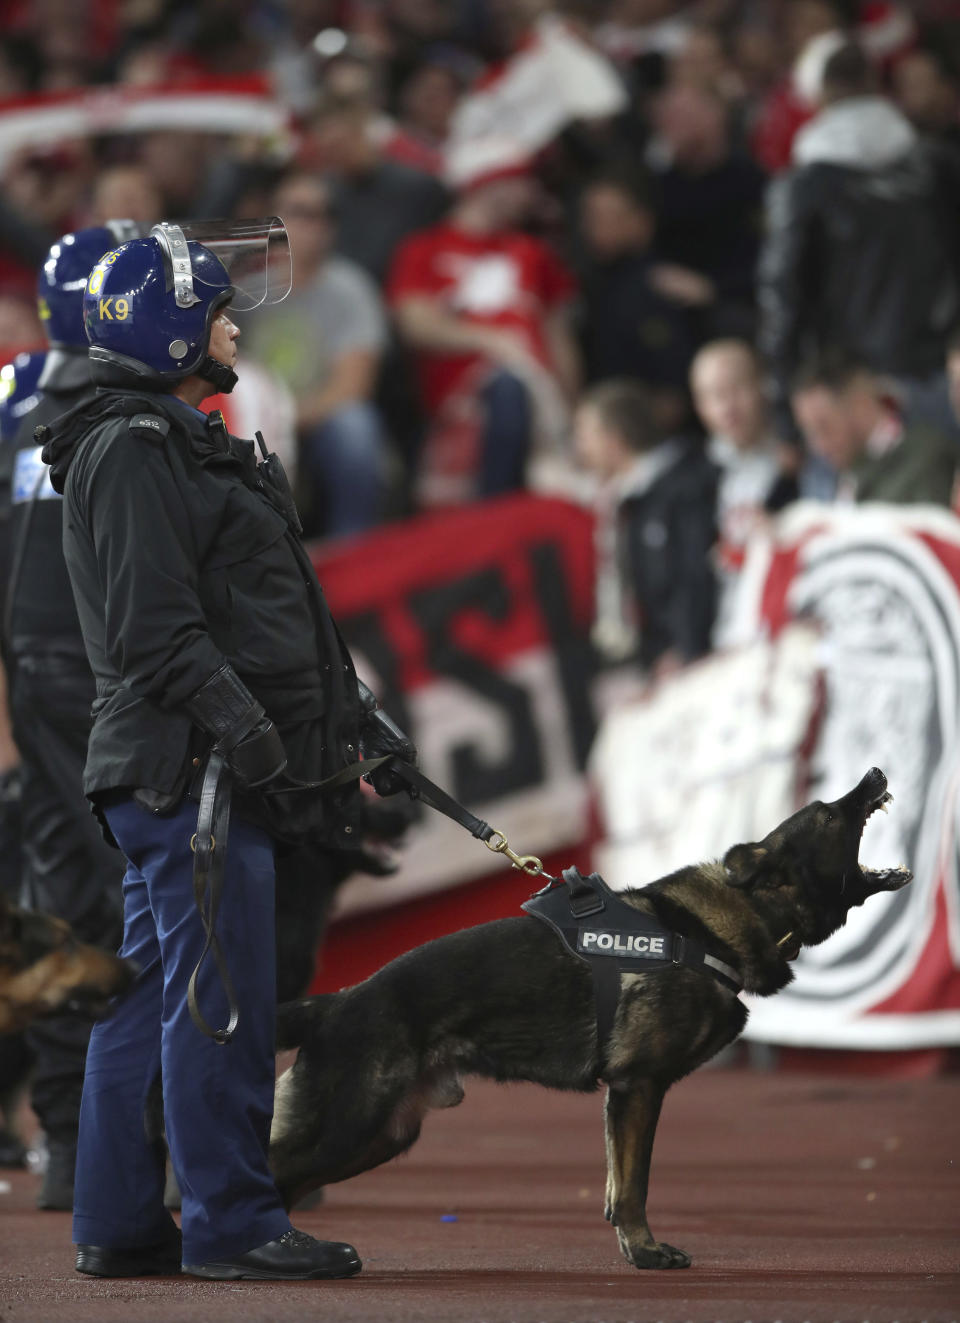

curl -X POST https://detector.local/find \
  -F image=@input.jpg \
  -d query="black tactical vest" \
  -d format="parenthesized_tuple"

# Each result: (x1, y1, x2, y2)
(522, 867, 742, 1059)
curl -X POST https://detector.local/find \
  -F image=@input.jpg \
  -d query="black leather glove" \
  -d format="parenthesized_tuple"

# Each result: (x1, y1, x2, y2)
(185, 664, 287, 787)
(357, 680, 418, 797)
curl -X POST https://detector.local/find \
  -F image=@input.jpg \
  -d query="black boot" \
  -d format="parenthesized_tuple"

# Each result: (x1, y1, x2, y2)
(37, 1138, 76, 1211)
(76, 1227, 183, 1277)
(183, 1228, 361, 1280)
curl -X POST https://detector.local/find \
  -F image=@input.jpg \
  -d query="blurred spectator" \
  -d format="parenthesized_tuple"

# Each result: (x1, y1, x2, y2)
(574, 378, 717, 677)
(311, 99, 448, 284)
(383, 60, 465, 176)
(87, 165, 163, 227)
(388, 164, 579, 506)
(0, 297, 44, 359)
(4, 0, 101, 91)
(137, 131, 213, 215)
(265, 3, 346, 114)
(0, 39, 31, 97)
(749, 0, 852, 174)
(646, 83, 766, 337)
(0, 193, 55, 300)
(576, 172, 697, 434)
(240, 171, 389, 537)
(892, 45, 960, 147)
(2, 144, 93, 243)
(162, 0, 274, 77)
(690, 339, 797, 647)
(595, 0, 694, 64)
(667, 21, 747, 108)
(945, 326, 960, 429)
(791, 356, 958, 505)
(758, 40, 960, 439)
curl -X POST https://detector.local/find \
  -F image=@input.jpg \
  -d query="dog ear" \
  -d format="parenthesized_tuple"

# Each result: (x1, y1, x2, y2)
(723, 843, 768, 889)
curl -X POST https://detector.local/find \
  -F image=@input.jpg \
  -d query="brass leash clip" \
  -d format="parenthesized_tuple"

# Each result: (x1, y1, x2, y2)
(484, 828, 545, 877)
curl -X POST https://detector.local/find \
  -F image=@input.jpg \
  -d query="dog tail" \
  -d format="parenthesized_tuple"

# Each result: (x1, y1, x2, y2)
(275, 995, 334, 1050)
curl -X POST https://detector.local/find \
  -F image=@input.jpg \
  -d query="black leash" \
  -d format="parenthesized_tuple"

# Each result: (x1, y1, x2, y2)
(187, 750, 550, 1043)
(187, 751, 399, 1043)
(187, 751, 240, 1043)
(384, 760, 554, 877)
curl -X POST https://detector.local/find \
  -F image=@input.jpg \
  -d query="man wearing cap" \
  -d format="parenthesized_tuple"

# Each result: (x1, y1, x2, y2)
(39, 219, 415, 1280)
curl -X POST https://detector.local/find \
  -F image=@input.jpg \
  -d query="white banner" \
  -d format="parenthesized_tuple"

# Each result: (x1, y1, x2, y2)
(591, 503, 960, 1048)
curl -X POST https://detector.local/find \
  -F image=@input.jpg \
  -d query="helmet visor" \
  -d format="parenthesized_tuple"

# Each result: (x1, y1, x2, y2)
(152, 217, 292, 313)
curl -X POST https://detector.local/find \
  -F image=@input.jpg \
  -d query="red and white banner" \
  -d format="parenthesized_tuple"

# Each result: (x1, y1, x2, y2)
(444, 15, 627, 187)
(312, 492, 598, 917)
(0, 77, 289, 166)
(593, 503, 960, 1049)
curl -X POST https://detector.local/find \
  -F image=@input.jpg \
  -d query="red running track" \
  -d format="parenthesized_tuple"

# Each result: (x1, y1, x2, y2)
(1, 1069, 957, 1323)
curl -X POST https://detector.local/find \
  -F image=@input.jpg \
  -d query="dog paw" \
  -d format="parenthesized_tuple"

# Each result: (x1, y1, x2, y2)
(618, 1234, 691, 1270)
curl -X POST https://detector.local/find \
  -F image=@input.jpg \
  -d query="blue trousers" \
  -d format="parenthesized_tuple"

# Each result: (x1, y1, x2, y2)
(72, 796, 291, 1264)
(478, 370, 532, 497)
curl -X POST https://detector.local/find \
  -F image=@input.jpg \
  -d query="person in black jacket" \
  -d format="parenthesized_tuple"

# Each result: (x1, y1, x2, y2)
(3, 224, 141, 1212)
(573, 379, 718, 679)
(39, 221, 415, 1282)
(757, 40, 960, 436)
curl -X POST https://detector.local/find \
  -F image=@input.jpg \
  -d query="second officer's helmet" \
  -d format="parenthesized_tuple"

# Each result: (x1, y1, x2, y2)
(83, 218, 291, 394)
(38, 222, 144, 350)
(0, 351, 46, 443)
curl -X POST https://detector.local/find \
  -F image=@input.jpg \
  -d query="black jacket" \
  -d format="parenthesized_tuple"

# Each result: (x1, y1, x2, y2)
(4, 349, 92, 656)
(578, 252, 697, 391)
(758, 98, 960, 419)
(41, 388, 362, 846)
(619, 440, 718, 669)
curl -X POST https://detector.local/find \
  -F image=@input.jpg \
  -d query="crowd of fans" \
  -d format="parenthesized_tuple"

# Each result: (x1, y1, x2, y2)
(2, 0, 960, 678)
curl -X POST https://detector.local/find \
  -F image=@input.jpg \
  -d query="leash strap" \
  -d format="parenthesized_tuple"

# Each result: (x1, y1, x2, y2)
(185, 750, 403, 1043)
(185, 750, 497, 1043)
(187, 750, 241, 1044)
(380, 760, 496, 841)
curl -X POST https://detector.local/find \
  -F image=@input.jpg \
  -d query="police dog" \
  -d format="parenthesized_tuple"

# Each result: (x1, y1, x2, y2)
(270, 767, 911, 1270)
(0, 893, 136, 1034)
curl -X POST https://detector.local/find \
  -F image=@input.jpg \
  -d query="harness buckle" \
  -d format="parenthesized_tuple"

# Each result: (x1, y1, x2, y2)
(484, 828, 545, 877)
(671, 932, 686, 965)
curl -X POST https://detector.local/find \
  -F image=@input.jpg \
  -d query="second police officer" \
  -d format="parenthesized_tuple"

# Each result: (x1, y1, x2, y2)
(3, 224, 143, 1209)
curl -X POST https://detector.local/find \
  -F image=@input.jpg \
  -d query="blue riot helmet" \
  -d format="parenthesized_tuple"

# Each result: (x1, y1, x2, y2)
(0, 351, 46, 443)
(83, 217, 291, 394)
(38, 222, 145, 350)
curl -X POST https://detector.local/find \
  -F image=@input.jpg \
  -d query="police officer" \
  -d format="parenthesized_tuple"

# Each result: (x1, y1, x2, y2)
(39, 219, 415, 1279)
(0, 349, 44, 1173)
(3, 227, 143, 1210)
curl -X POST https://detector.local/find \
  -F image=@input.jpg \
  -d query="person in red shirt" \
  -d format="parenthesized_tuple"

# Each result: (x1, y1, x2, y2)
(387, 162, 580, 506)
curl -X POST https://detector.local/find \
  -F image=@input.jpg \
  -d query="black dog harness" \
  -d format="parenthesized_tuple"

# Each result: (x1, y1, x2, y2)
(522, 867, 742, 1057)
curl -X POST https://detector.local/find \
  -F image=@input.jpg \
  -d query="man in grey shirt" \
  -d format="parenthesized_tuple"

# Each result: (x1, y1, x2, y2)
(242, 173, 388, 536)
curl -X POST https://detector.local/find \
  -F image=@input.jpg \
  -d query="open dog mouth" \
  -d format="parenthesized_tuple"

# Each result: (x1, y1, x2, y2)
(861, 788, 893, 831)
(849, 768, 892, 841)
